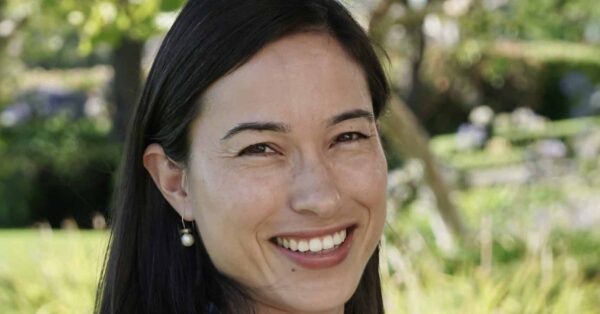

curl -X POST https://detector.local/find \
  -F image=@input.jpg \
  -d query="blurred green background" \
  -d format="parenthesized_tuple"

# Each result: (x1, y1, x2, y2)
(0, 0, 599, 313)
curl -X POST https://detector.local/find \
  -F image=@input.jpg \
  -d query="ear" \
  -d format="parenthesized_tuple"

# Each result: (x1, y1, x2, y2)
(143, 143, 194, 221)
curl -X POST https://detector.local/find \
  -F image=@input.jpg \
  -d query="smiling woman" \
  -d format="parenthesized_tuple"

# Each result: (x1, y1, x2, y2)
(95, 1, 389, 314)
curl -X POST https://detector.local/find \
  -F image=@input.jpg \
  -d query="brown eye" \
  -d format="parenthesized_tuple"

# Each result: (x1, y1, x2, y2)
(335, 132, 368, 144)
(238, 143, 277, 156)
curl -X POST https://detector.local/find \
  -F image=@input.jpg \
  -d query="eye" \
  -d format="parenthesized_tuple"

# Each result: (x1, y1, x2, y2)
(334, 132, 370, 145)
(238, 143, 278, 156)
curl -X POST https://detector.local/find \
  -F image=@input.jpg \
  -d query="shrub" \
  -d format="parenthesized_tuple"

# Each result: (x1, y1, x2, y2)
(0, 116, 120, 227)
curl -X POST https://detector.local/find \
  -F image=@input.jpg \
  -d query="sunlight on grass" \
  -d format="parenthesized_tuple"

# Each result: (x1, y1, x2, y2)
(0, 230, 108, 314)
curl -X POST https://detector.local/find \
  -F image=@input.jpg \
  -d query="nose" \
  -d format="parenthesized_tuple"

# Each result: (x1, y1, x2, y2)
(288, 154, 342, 217)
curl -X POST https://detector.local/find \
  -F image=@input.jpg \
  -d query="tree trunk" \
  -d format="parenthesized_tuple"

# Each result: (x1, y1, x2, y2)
(380, 96, 467, 239)
(406, 24, 426, 116)
(111, 37, 143, 141)
(368, 1, 467, 240)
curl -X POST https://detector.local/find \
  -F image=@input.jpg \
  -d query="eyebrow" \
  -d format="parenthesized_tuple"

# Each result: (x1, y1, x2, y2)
(327, 108, 375, 126)
(220, 108, 375, 141)
(221, 122, 290, 141)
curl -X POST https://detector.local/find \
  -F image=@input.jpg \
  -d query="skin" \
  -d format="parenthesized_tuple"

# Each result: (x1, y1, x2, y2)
(144, 32, 387, 313)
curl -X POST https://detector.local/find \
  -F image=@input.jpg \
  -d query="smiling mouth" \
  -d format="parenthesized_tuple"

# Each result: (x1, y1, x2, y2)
(271, 226, 354, 254)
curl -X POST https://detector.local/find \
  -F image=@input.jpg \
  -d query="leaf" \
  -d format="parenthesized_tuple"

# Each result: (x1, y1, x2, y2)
(159, 0, 185, 12)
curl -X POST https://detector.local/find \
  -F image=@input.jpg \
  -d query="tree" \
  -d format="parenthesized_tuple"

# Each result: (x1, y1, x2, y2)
(0, 0, 32, 105)
(363, 0, 600, 242)
(366, 0, 468, 241)
(40, 0, 186, 140)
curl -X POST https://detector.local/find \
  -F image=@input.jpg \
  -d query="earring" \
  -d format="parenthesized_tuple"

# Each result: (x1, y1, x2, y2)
(180, 216, 195, 247)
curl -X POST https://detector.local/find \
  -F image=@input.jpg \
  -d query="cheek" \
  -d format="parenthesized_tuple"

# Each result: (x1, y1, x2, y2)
(334, 147, 388, 230)
(335, 146, 387, 201)
(194, 161, 281, 219)
(189, 164, 286, 269)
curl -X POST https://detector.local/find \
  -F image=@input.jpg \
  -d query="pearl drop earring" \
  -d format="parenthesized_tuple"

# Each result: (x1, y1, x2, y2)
(180, 215, 195, 247)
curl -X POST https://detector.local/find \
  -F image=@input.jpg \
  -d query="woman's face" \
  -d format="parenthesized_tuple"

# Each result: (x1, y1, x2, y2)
(185, 32, 387, 313)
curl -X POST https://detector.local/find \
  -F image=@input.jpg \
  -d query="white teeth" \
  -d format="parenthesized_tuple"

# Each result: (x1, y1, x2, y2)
(323, 235, 334, 250)
(289, 239, 298, 251)
(309, 238, 322, 252)
(298, 240, 309, 252)
(275, 228, 349, 253)
(333, 233, 342, 246)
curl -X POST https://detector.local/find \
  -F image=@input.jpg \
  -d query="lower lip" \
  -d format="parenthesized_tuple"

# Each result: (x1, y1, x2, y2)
(272, 229, 354, 270)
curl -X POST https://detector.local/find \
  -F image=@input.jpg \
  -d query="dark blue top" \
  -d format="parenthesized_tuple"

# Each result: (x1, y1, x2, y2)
(207, 303, 220, 314)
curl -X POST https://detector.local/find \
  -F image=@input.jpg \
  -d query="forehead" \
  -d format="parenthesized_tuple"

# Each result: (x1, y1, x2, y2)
(198, 32, 371, 127)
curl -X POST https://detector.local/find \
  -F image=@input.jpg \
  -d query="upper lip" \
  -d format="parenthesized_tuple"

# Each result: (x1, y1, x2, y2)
(271, 223, 356, 239)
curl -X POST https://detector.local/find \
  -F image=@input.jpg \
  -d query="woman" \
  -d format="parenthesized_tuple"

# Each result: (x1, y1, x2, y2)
(96, 0, 390, 313)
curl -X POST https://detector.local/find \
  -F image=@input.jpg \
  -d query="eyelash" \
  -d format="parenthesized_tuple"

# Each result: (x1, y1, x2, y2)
(332, 132, 370, 145)
(238, 143, 277, 156)
(237, 132, 370, 157)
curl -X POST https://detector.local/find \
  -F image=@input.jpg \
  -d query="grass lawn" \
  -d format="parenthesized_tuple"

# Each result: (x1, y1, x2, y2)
(0, 230, 108, 314)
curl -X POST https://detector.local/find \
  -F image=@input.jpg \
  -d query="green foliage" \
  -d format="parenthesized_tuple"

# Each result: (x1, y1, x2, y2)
(461, 0, 600, 42)
(385, 114, 600, 311)
(430, 116, 600, 170)
(382, 180, 600, 313)
(0, 0, 187, 72)
(410, 0, 600, 133)
(0, 116, 120, 227)
(496, 116, 600, 143)
(40, 0, 187, 54)
(0, 0, 28, 104)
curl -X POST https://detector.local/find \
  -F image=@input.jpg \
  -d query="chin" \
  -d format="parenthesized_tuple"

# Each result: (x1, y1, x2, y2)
(263, 273, 359, 313)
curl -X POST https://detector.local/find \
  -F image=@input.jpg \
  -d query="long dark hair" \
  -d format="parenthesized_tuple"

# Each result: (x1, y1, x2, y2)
(95, 0, 389, 313)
